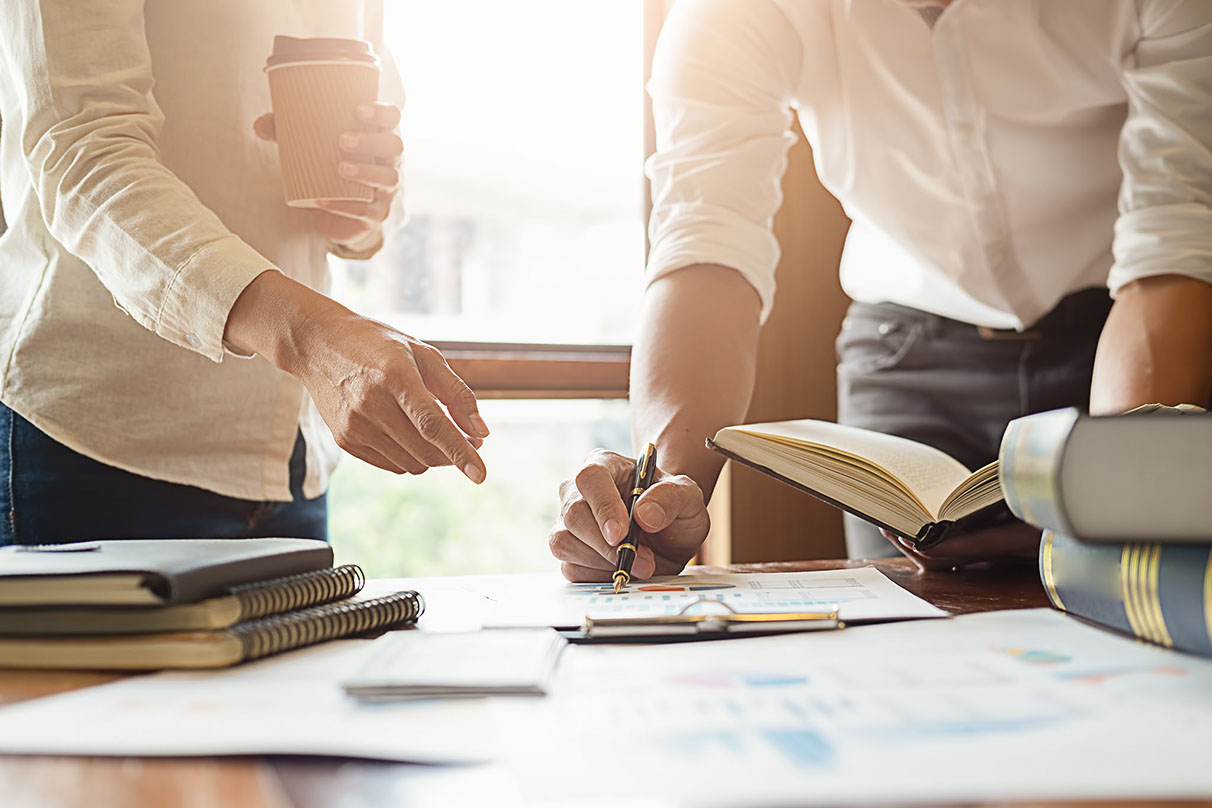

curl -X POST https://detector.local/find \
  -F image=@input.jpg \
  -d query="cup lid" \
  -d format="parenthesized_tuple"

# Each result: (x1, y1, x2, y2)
(266, 36, 379, 69)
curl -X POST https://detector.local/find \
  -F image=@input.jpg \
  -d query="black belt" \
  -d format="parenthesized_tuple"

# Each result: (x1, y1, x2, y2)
(867, 288, 1113, 342)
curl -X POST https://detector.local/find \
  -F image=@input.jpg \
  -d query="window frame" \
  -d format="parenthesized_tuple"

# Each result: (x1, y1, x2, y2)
(423, 1, 665, 402)
(432, 341, 631, 399)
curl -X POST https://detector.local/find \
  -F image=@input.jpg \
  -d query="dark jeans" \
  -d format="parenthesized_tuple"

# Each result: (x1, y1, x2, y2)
(0, 403, 327, 546)
(836, 288, 1114, 559)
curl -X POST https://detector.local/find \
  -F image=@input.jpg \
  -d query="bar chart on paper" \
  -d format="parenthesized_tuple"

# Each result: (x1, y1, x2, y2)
(470, 567, 947, 627)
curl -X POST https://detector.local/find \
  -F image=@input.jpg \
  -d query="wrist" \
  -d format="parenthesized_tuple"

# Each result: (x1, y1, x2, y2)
(647, 434, 725, 502)
(223, 269, 347, 376)
(329, 225, 384, 260)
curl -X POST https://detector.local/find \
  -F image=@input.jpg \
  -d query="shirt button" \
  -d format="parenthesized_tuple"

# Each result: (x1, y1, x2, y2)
(878, 321, 901, 337)
(184, 333, 201, 348)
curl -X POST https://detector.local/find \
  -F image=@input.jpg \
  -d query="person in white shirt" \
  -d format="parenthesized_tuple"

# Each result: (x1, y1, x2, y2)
(0, 1, 488, 546)
(550, 0, 1212, 574)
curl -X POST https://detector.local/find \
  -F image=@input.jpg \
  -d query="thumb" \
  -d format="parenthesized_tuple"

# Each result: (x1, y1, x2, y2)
(253, 113, 277, 142)
(633, 477, 702, 534)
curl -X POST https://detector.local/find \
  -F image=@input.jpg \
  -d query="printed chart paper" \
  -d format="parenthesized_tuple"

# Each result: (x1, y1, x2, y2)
(368, 566, 947, 629)
(498, 608, 1212, 806)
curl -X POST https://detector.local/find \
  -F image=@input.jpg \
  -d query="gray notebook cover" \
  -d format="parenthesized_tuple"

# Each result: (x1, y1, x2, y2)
(0, 538, 333, 605)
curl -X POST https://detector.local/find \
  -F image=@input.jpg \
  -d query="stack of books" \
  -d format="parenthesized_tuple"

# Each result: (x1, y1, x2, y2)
(0, 538, 424, 669)
(999, 405, 1212, 657)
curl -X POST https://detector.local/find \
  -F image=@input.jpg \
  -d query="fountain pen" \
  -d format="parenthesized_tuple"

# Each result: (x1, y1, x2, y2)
(613, 442, 658, 594)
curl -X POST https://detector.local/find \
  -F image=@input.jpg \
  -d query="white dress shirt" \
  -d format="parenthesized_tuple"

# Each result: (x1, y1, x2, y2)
(0, 1, 398, 501)
(646, 0, 1212, 330)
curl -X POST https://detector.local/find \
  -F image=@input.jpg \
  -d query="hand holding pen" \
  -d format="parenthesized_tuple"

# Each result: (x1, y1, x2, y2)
(550, 445, 711, 584)
(613, 443, 659, 592)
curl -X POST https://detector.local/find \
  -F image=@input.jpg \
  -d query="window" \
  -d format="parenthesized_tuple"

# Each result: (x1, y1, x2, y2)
(328, 1, 648, 576)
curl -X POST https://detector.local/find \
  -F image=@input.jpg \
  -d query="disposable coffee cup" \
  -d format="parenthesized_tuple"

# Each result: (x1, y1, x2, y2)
(265, 36, 381, 207)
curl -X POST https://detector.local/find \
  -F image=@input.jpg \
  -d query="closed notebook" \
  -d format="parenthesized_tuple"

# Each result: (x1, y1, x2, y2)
(0, 538, 333, 606)
(0, 565, 366, 635)
(0, 590, 426, 670)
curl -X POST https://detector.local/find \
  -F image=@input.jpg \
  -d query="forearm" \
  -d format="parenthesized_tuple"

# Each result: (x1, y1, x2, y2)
(1090, 275, 1212, 414)
(630, 265, 762, 501)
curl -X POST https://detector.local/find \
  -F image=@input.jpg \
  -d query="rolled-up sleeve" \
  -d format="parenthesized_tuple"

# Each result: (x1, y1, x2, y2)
(644, 0, 801, 322)
(0, 0, 275, 362)
(1109, 0, 1212, 295)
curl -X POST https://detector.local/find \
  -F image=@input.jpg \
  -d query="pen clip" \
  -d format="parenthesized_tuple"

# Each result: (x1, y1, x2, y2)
(637, 442, 655, 480)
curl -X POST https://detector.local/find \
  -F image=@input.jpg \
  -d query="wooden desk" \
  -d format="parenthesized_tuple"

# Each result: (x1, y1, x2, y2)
(0, 559, 1202, 808)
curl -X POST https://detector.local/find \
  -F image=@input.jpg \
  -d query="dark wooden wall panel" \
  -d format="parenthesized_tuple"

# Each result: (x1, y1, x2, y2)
(727, 123, 853, 563)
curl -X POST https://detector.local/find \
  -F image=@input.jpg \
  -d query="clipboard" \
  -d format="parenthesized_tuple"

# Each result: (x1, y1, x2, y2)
(580, 599, 843, 642)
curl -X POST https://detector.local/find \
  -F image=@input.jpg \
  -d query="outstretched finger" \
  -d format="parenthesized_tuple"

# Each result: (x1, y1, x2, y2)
(349, 444, 407, 475)
(401, 397, 486, 484)
(417, 351, 490, 439)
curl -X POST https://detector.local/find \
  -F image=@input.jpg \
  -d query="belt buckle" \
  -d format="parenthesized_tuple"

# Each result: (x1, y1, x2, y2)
(977, 325, 1043, 341)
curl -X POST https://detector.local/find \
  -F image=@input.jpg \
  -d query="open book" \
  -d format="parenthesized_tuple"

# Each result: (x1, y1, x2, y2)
(708, 420, 1011, 548)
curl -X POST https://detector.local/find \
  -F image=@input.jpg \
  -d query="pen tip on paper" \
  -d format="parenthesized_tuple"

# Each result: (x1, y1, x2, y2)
(612, 572, 628, 594)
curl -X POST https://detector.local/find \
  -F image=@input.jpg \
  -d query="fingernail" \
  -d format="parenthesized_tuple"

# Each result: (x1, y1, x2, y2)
(340, 132, 358, 150)
(469, 412, 490, 437)
(338, 161, 357, 178)
(357, 104, 375, 121)
(604, 519, 623, 545)
(463, 462, 486, 485)
(636, 502, 665, 527)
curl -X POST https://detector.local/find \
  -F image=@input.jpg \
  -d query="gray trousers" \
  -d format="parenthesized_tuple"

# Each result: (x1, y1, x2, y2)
(835, 289, 1114, 559)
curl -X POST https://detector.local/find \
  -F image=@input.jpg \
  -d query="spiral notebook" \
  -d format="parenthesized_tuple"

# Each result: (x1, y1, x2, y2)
(0, 565, 368, 635)
(0, 590, 425, 670)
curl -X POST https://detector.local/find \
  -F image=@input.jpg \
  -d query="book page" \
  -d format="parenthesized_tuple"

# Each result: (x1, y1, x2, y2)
(725, 420, 971, 516)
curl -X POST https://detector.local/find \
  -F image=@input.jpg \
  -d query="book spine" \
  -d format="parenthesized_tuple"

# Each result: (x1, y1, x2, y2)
(229, 564, 366, 621)
(1040, 530, 1212, 657)
(232, 591, 425, 662)
(998, 409, 1080, 534)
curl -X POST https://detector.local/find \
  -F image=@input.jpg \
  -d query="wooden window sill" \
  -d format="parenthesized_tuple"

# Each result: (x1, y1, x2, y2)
(429, 341, 631, 399)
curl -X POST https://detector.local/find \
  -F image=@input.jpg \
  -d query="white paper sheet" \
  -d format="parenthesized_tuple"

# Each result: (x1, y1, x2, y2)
(0, 640, 498, 763)
(0, 607, 1209, 808)
(497, 608, 1212, 806)
(367, 566, 947, 630)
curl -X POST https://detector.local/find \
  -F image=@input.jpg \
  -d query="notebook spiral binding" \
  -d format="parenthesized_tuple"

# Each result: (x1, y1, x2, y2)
(232, 591, 425, 662)
(229, 564, 366, 622)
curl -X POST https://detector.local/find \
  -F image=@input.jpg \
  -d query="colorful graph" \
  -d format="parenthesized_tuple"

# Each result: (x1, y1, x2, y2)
(666, 672, 811, 689)
(564, 582, 736, 596)
(662, 729, 835, 769)
(996, 647, 1072, 665)
(1058, 665, 1187, 685)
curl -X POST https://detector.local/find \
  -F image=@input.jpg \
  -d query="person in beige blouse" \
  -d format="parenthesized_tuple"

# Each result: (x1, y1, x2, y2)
(0, 1, 486, 546)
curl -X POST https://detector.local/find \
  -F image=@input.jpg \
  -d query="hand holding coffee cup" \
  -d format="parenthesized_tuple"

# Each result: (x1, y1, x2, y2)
(259, 37, 402, 248)
(255, 100, 403, 249)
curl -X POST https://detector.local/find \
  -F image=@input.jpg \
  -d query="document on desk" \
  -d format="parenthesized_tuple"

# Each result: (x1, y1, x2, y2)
(0, 640, 499, 763)
(366, 566, 947, 630)
(498, 608, 1212, 807)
